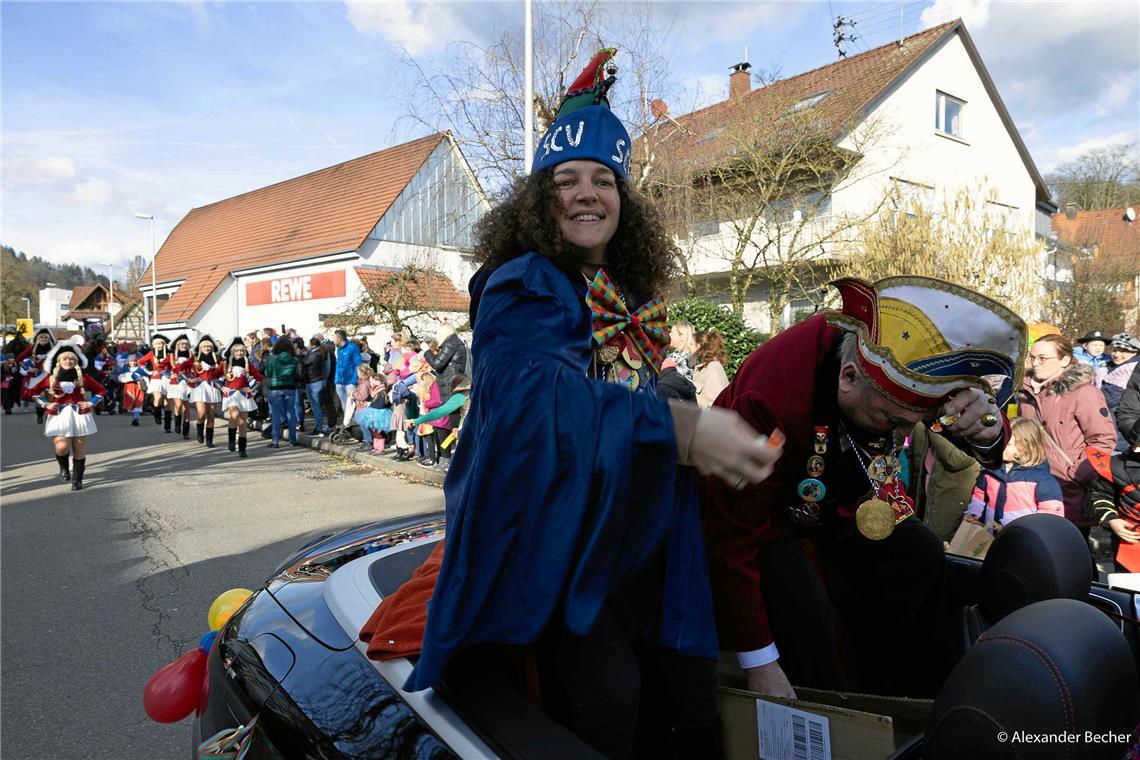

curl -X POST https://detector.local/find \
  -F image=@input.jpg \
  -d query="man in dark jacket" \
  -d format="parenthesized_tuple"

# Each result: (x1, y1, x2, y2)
(1117, 362, 1140, 455)
(424, 324, 467, 403)
(299, 337, 331, 435)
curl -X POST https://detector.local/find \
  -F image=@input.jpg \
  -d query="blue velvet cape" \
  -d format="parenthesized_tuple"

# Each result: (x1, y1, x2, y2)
(405, 252, 717, 692)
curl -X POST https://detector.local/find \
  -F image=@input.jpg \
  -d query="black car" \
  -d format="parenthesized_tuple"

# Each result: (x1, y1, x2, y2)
(194, 512, 1140, 759)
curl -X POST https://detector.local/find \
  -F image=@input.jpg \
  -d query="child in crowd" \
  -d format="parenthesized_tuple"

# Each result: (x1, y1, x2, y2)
(117, 353, 147, 426)
(389, 362, 421, 462)
(356, 370, 392, 455)
(965, 417, 1064, 532)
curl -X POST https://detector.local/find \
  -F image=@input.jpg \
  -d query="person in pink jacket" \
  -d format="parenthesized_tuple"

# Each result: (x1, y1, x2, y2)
(1018, 334, 1117, 536)
(965, 417, 1065, 530)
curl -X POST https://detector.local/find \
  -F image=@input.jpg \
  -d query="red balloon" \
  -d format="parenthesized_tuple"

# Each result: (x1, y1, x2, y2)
(143, 649, 207, 723)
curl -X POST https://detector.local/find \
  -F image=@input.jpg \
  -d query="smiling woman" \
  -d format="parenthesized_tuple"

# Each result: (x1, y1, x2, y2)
(363, 48, 782, 760)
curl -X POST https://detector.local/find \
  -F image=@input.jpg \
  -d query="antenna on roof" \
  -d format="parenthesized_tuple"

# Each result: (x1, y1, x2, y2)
(898, 0, 906, 48)
(833, 15, 858, 59)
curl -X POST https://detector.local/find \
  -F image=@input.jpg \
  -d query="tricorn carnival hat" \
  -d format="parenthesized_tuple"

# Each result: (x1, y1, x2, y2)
(150, 332, 172, 345)
(31, 327, 56, 345)
(827, 277, 1027, 410)
(171, 333, 191, 347)
(43, 338, 88, 371)
(221, 336, 246, 359)
(195, 333, 219, 351)
(532, 48, 631, 180)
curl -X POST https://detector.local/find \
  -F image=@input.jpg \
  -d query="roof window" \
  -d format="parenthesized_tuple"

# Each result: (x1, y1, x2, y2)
(787, 89, 833, 114)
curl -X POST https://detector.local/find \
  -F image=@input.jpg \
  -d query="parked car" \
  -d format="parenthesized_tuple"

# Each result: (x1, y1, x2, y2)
(194, 513, 1140, 759)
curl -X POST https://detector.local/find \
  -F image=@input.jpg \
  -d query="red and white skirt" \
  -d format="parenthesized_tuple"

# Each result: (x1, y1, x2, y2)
(44, 405, 98, 438)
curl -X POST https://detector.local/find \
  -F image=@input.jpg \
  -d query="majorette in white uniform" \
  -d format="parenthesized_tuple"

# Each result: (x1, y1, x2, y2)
(167, 334, 194, 439)
(221, 337, 261, 413)
(26, 339, 106, 490)
(137, 332, 173, 429)
(189, 335, 225, 405)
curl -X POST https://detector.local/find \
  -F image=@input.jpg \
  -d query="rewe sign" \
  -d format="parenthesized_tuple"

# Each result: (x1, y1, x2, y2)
(246, 271, 346, 306)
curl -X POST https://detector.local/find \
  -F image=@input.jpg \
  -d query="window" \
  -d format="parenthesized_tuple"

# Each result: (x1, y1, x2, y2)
(935, 91, 965, 138)
(787, 89, 833, 114)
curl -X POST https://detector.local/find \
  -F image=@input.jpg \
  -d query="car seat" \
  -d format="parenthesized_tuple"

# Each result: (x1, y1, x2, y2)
(926, 598, 1138, 760)
(947, 513, 1092, 667)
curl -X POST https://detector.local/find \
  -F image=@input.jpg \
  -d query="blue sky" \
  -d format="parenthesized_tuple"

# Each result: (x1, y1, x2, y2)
(3, 0, 1138, 276)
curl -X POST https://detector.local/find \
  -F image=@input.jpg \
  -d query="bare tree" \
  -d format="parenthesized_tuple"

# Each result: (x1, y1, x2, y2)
(1048, 141, 1140, 211)
(832, 183, 1045, 318)
(123, 255, 148, 298)
(390, 1, 684, 193)
(335, 264, 446, 339)
(645, 85, 898, 327)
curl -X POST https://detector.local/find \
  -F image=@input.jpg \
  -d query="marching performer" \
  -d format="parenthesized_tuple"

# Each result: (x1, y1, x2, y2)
(167, 334, 194, 439)
(221, 337, 261, 458)
(137, 333, 173, 430)
(117, 352, 148, 426)
(189, 335, 225, 447)
(17, 328, 56, 424)
(27, 339, 105, 491)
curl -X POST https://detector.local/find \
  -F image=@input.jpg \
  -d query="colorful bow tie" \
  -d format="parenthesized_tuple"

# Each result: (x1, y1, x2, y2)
(586, 268, 669, 373)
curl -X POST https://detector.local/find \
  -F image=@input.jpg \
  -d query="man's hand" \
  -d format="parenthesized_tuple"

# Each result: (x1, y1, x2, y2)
(942, 388, 1002, 446)
(746, 661, 797, 699)
(964, 514, 983, 526)
(1108, 518, 1140, 543)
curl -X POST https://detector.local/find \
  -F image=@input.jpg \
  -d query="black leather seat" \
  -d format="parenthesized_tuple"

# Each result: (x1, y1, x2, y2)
(927, 598, 1138, 759)
(947, 513, 1092, 666)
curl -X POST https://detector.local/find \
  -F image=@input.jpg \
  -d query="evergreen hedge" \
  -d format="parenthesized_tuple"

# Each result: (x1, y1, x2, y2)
(667, 298, 767, 379)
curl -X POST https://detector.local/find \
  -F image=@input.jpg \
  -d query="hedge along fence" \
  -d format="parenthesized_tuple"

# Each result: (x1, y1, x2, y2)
(667, 298, 768, 380)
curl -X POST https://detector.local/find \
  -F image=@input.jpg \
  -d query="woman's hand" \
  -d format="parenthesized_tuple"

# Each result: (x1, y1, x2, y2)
(964, 514, 983, 526)
(1108, 518, 1140, 543)
(689, 407, 782, 489)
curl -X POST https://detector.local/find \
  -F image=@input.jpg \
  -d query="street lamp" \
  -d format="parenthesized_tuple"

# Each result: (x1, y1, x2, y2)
(99, 262, 114, 340)
(20, 296, 31, 320)
(134, 213, 157, 340)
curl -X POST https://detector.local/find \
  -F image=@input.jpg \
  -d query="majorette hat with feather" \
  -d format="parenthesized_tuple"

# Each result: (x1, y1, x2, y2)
(826, 276, 1027, 411)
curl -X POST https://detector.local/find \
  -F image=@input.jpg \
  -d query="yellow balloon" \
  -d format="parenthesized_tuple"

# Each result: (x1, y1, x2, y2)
(207, 588, 253, 631)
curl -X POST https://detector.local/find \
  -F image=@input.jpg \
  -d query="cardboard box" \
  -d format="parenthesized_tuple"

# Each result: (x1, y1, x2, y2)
(719, 685, 933, 760)
(947, 520, 994, 559)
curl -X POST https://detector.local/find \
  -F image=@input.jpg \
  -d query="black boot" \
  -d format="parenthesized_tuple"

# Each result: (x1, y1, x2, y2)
(173, 413, 181, 436)
(228, 428, 237, 452)
(206, 427, 215, 448)
(182, 418, 191, 439)
(71, 458, 86, 491)
(164, 409, 172, 433)
(197, 423, 205, 444)
(238, 436, 248, 458)
(55, 454, 71, 482)
(154, 405, 163, 425)
(36, 407, 45, 425)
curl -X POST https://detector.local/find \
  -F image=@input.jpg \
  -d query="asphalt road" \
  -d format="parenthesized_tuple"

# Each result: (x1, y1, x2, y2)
(0, 406, 444, 760)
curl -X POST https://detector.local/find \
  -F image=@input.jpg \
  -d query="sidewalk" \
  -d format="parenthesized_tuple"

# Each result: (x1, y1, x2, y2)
(294, 427, 447, 487)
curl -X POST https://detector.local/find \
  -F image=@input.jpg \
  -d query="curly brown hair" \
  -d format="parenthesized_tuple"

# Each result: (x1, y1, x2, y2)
(696, 328, 726, 368)
(471, 167, 679, 298)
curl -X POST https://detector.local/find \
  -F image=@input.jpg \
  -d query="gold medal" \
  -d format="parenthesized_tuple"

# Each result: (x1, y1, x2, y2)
(856, 498, 896, 540)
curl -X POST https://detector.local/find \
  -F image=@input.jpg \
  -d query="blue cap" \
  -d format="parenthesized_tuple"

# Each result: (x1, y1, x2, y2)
(533, 105, 631, 180)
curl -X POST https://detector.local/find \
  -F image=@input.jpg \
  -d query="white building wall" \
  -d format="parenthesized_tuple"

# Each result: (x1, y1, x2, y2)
(38, 287, 72, 327)
(835, 32, 1036, 234)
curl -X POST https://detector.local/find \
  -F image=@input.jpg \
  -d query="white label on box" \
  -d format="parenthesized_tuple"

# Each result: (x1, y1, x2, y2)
(756, 699, 831, 760)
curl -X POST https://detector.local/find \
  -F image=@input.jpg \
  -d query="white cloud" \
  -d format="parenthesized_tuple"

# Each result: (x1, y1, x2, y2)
(38, 156, 78, 182)
(73, 178, 115, 206)
(921, 0, 1139, 120)
(1055, 131, 1134, 164)
(344, 1, 460, 55)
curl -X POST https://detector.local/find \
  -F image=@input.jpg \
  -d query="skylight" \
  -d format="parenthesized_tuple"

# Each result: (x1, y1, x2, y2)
(787, 89, 833, 113)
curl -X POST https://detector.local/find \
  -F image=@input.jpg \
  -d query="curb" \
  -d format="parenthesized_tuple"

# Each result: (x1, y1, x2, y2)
(296, 429, 447, 486)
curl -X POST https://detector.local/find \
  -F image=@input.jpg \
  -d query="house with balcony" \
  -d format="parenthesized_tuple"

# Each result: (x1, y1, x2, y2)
(640, 19, 1051, 332)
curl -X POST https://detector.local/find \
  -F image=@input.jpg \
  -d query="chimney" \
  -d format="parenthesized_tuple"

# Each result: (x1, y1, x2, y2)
(729, 62, 752, 100)
(1065, 203, 1078, 219)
